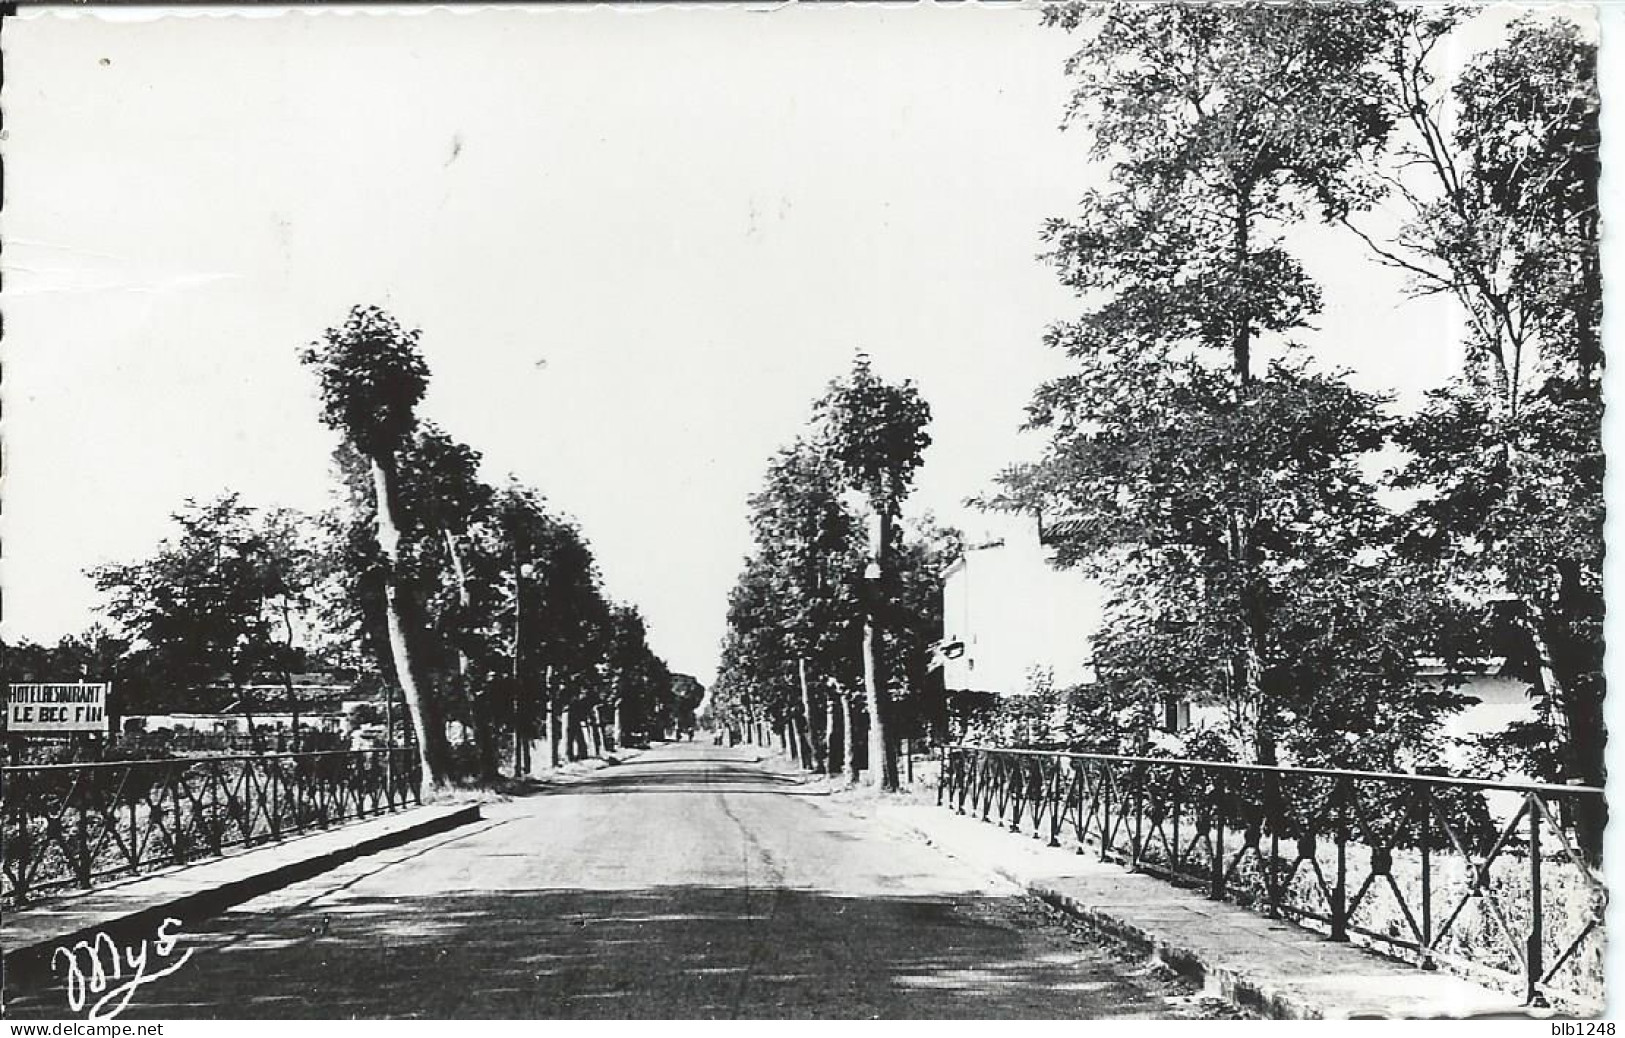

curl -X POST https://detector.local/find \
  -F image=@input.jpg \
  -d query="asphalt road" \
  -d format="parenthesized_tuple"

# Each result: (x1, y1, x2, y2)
(5, 743, 1224, 1019)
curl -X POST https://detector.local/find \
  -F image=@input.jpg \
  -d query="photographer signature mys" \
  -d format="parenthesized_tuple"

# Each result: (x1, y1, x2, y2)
(51, 919, 193, 1020)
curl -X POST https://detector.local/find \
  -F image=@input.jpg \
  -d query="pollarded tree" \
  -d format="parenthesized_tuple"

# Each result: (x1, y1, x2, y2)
(302, 305, 451, 792)
(815, 354, 931, 790)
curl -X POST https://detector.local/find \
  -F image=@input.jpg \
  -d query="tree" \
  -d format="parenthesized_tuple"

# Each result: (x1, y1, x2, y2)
(815, 354, 931, 790)
(255, 507, 324, 748)
(881, 515, 960, 749)
(746, 440, 866, 772)
(1347, 14, 1603, 790)
(1001, 3, 1458, 766)
(718, 553, 801, 751)
(90, 496, 324, 748)
(668, 673, 705, 737)
(302, 305, 451, 793)
(494, 487, 613, 768)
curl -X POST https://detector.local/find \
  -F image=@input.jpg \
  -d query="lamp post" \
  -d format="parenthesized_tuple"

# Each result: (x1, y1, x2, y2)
(512, 555, 537, 775)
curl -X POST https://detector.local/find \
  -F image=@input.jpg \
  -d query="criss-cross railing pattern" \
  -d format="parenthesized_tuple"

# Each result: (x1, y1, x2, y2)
(938, 745, 1606, 1008)
(2, 749, 420, 903)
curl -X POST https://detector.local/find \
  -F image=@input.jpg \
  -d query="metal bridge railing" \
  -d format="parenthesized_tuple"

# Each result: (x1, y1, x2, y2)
(937, 744, 1606, 1008)
(2, 748, 421, 904)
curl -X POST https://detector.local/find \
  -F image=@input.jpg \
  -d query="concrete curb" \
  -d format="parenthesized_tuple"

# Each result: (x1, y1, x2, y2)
(2, 803, 481, 985)
(876, 807, 1525, 1021)
(887, 812, 1303, 1016)
(1027, 882, 1320, 1020)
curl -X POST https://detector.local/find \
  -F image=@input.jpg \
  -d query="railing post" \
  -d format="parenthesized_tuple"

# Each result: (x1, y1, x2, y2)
(1526, 794, 1547, 1007)
(269, 757, 282, 840)
(980, 755, 992, 823)
(1100, 765, 1114, 863)
(203, 761, 218, 855)
(1009, 758, 1024, 834)
(1048, 759, 1063, 848)
(1419, 786, 1435, 970)
(74, 788, 92, 888)
(1131, 761, 1144, 870)
(1172, 779, 1182, 872)
(1075, 760, 1089, 855)
(171, 765, 185, 861)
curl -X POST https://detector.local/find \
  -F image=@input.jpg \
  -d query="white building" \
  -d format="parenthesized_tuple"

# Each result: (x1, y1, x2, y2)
(937, 518, 1541, 759)
(939, 513, 1106, 696)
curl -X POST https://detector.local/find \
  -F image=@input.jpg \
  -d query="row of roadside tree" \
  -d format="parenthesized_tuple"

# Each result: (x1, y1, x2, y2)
(713, 3, 1602, 800)
(2, 306, 704, 795)
(706, 355, 954, 791)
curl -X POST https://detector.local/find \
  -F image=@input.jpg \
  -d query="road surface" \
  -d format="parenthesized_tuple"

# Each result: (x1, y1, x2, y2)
(5, 743, 1231, 1019)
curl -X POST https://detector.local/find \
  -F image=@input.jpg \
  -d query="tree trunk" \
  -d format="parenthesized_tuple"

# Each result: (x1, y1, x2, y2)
(1223, 183, 1275, 766)
(235, 679, 264, 753)
(863, 509, 899, 790)
(840, 692, 860, 784)
(1533, 586, 1607, 856)
(547, 692, 562, 768)
(570, 709, 589, 761)
(561, 702, 575, 761)
(1232, 181, 1255, 387)
(371, 458, 448, 795)
(279, 601, 299, 752)
(612, 701, 625, 751)
(796, 658, 819, 771)
(444, 529, 483, 779)
(513, 696, 525, 776)
(787, 716, 804, 765)
(279, 668, 298, 752)
(825, 691, 841, 777)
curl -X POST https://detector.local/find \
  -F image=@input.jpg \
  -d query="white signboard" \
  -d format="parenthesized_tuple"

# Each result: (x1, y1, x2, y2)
(7, 683, 111, 733)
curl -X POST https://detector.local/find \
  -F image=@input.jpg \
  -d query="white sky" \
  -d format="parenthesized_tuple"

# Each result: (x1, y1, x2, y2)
(0, 3, 1601, 686)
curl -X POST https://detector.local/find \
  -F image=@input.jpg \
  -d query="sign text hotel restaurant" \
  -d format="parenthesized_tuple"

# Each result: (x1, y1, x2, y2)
(6, 683, 110, 733)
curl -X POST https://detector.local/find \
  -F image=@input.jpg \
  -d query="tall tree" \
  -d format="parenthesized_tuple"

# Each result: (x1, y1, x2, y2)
(746, 440, 865, 772)
(1001, 3, 1458, 765)
(1348, 13, 1603, 789)
(302, 305, 451, 792)
(401, 425, 498, 771)
(815, 354, 931, 789)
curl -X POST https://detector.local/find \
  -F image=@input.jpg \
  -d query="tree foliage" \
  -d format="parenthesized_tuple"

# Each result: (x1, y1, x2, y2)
(1350, 13, 1604, 785)
(1000, 2, 1461, 767)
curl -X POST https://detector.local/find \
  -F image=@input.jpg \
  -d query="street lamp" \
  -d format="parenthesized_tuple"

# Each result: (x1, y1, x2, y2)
(512, 558, 537, 775)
